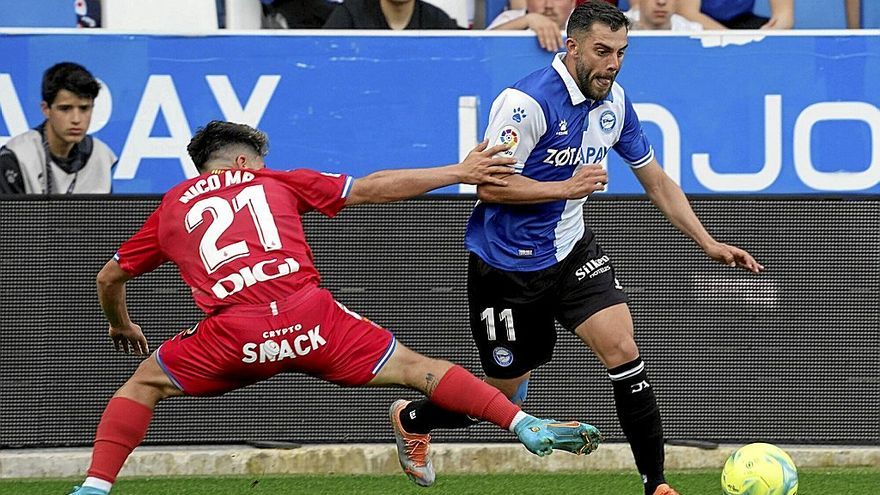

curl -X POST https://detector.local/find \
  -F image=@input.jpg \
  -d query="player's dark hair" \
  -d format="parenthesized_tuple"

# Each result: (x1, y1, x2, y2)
(41, 62, 101, 105)
(567, 0, 631, 39)
(188, 120, 270, 172)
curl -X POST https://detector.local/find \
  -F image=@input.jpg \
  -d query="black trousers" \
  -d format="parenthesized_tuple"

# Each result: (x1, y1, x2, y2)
(272, 0, 337, 28)
(721, 12, 771, 29)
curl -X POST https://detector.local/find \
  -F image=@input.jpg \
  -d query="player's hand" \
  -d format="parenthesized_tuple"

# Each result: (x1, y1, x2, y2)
(760, 13, 794, 29)
(703, 241, 764, 273)
(560, 164, 608, 199)
(109, 322, 150, 355)
(457, 139, 517, 186)
(526, 13, 563, 52)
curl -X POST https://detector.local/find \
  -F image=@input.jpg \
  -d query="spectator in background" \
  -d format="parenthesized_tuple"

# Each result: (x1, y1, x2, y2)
(845, 0, 860, 28)
(217, 0, 327, 29)
(324, 0, 459, 29)
(0, 62, 115, 195)
(75, 0, 102, 28)
(676, 0, 794, 30)
(625, 0, 702, 31)
(270, 0, 341, 28)
(510, 0, 616, 7)
(487, 0, 577, 52)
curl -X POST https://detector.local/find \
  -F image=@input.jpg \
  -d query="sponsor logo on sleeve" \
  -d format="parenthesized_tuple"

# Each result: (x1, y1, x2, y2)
(512, 107, 527, 123)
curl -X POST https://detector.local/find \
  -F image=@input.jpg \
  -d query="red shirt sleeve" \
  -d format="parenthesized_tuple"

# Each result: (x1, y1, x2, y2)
(279, 169, 353, 217)
(113, 206, 169, 276)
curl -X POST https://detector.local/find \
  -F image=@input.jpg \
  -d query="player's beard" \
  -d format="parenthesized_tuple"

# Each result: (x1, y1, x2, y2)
(576, 59, 616, 101)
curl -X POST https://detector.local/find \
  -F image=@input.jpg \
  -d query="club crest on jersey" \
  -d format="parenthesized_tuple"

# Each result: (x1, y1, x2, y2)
(512, 107, 527, 123)
(493, 346, 513, 367)
(599, 110, 617, 133)
(556, 120, 569, 136)
(497, 126, 520, 156)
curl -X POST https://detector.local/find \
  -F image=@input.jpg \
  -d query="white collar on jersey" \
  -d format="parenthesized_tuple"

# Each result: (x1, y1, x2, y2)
(551, 52, 614, 107)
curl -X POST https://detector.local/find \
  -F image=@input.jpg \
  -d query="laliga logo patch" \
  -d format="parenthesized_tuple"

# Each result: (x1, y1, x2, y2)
(493, 346, 513, 367)
(497, 126, 520, 156)
(599, 110, 616, 133)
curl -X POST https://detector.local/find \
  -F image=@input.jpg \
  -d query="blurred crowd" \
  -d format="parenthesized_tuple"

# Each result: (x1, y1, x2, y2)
(46, 0, 875, 32)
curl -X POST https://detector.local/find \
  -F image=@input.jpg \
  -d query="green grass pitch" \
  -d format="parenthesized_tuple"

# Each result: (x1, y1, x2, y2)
(4, 469, 878, 494)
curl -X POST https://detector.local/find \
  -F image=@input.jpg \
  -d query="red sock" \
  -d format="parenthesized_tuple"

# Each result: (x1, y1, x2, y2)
(86, 397, 153, 483)
(428, 365, 520, 429)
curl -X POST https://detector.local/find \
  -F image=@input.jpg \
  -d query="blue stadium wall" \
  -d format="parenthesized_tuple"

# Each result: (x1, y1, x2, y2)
(1, 31, 878, 195)
(1, 32, 878, 447)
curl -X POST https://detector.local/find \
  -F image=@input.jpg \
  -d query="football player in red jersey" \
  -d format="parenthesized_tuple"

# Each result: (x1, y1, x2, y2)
(68, 121, 604, 495)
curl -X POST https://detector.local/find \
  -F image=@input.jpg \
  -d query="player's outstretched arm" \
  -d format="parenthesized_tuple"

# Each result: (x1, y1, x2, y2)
(96, 260, 149, 355)
(477, 163, 607, 205)
(345, 140, 515, 205)
(633, 160, 764, 273)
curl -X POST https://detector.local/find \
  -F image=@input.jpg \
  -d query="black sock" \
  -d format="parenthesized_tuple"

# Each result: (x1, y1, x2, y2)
(400, 399, 480, 434)
(608, 357, 666, 495)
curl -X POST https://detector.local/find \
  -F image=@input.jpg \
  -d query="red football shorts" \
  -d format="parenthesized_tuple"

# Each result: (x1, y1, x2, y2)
(155, 286, 396, 396)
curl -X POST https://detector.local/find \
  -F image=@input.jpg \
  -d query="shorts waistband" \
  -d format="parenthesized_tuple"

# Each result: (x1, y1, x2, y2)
(217, 285, 321, 317)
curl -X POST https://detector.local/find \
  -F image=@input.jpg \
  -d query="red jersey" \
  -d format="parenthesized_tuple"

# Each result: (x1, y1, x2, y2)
(114, 168, 353, 315)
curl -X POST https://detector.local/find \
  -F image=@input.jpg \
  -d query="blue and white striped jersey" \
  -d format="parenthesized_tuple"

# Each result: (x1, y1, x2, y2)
(465, 53, 654, 271)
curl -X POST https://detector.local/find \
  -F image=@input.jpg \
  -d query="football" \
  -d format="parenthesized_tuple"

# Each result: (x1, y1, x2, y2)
(721, 443, 799, 495)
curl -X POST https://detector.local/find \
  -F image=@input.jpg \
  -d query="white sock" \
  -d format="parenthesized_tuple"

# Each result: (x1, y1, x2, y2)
(83, 477, 113, 493)
(508, 411, 531, 433)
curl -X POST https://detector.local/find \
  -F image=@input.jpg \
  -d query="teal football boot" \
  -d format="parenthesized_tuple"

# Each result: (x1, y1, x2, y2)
(514, 417, 603, 456)
(67, 486, 109, 495)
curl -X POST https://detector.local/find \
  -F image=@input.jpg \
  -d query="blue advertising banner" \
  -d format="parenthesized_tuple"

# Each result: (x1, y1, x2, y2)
(1, 30, 878, 194)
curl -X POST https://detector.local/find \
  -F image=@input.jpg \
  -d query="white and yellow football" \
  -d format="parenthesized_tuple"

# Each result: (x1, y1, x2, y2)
(721, 443, 798, 495)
